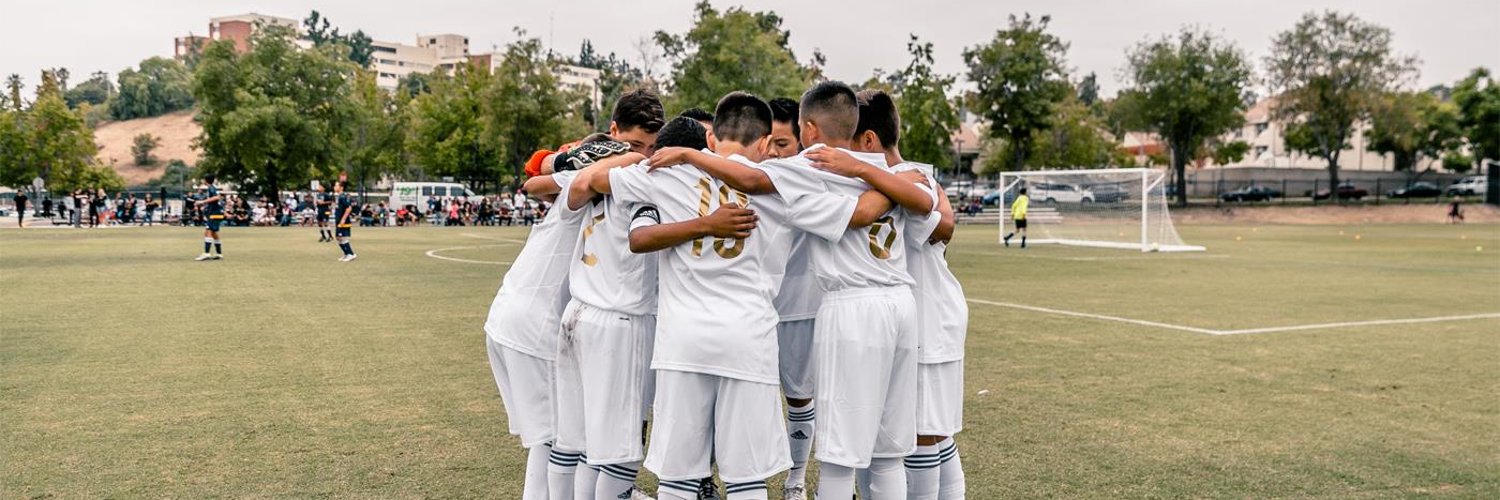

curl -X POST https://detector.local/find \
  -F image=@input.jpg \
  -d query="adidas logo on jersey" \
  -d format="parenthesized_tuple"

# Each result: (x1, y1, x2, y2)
(790, 430, 809, 440)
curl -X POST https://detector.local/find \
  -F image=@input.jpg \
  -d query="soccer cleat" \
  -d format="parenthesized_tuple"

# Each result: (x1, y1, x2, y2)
(781, 485, 807, 500)
(194, 253, 213, 261)
(1003, 234, 1012, 247)
(211, 253, 223, 260)
(697, 479, 722, 500)
(346, 253, 357, 262)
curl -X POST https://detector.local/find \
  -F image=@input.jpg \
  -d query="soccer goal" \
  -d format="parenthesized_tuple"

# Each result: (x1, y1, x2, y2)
(997, 168, 1205, 252)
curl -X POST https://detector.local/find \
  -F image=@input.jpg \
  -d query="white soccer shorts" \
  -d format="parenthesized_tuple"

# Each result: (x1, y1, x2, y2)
(553, 300, 656, 465)
(776, 319, 817, 400)
(916, 360, 964, 437)
(812, 286, 918, 468)
(486, 336, 555, 447)
(644, 370, 792, 483)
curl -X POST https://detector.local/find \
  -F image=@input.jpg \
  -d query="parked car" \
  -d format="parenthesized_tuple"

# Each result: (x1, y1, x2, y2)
(982, 190, 1002, 206)
(1220, 185, 1283, 202)
(1030, 182, 1095, 203)
(1446, 176, 1488, 197)
(1386, 181, 1443, 199)
(1312, 183, 1368, 201)
(1089, 184, 1131, 203)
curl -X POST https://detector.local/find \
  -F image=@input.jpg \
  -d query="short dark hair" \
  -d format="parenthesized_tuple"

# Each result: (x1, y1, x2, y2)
(855, 89, 900, 149)
(655, 116, 709, 151)
(769, 97, 800, 138)
(203, 174, 217, 185)
(579, 132, 613, 144)
(680, 107, 715, 123)
(799, 81, 859, 141)
(712, 92, 773, 146)
(612, 89, 665, 133)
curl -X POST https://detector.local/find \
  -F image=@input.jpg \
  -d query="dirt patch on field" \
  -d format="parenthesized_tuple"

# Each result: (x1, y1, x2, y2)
(93, 110, 202, 186)
(1174, 203, 1500, 225)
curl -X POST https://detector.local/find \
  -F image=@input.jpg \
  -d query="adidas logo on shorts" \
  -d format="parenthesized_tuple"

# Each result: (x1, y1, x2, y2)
(790, 430, 809, 440)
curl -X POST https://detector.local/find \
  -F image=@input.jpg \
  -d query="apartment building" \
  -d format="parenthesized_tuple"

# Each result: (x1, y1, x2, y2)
(175, 13, 302, 57)
(370, 34, 472, 89)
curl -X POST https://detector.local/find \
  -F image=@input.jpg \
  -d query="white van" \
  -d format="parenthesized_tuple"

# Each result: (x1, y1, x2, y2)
(389, 182, 481, 211)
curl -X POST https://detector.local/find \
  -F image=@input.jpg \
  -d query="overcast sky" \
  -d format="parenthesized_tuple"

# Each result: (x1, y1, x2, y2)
(3, 0, 1497, 98)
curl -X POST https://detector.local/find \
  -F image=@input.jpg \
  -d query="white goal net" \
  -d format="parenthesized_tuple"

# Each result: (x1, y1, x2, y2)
(997, 168, 1204, 252)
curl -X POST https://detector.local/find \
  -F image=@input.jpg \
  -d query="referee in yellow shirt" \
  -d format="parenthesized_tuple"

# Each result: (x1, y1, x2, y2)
(1004, 187, 1028, 248)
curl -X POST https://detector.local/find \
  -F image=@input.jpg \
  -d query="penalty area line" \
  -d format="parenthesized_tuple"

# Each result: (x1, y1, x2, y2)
(964, 298, 1218, 335)
(964, 298, 1500, 336)
(1215, 313, 1500, 335)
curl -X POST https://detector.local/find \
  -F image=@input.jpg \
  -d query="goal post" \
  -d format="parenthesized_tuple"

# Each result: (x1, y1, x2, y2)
(997, 168, 1205, 252)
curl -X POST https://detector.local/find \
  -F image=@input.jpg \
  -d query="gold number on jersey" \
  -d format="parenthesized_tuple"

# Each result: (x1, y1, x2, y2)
(692, 177, 749, 259)
(867, 215, 896, 260)
(580, 211, 606, 266)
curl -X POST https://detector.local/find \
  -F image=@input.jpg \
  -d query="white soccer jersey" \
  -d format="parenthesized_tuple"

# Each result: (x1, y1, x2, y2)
(608, 155, 796, 384)
(567, 187, 659, 316)
(773, 233, 822, 321)
(484, 170, 589, 360)
(756, 144, 935, 292)
(898, 162, 968, 364)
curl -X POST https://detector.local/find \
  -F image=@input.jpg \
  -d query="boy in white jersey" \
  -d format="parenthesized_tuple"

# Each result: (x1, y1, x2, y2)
(847, 90, 968, 500)
(484, 143, 641, 500)
(603, 95, 885, 500)
(550, 90, 666, 500)
(649, 82, 937, 499)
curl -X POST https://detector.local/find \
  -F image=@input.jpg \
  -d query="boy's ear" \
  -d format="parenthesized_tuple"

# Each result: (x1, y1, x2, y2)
(859, 130, 881, 152)
(706, 131, 719, 151)
(608, 122, 620, 137)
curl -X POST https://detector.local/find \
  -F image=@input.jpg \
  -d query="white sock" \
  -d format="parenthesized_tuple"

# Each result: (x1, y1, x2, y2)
(785, 402, 815, 488)
(725, 481, 768, 499)
(937, 440, 966, 500)
(657, 479, 700, 500)
(523, 444, 551, 500)
(817, 461, 856, 500)
(573, 457, 598, 500)
(546, 448, 580, 500)
(868, 457, 907, 499)
(905, 442, 943, 500)
(595, 462, 639, 500)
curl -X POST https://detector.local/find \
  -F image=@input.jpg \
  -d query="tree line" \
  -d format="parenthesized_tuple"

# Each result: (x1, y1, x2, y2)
(3, 3, 1497, 209)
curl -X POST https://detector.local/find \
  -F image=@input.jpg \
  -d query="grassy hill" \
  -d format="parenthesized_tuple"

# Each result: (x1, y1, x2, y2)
(92, 110, 201, 186)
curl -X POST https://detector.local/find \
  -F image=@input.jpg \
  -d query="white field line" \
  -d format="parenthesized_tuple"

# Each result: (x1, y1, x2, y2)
(1215, 313, 1500, 335)
(965, 298, 1219, 335)
(965, 298, 1500, 336)
(424, 244, 515, 265)
(461, 233, 528, 244)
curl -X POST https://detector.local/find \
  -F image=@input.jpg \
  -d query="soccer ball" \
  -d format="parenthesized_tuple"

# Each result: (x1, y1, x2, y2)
(1150, 242, 1160, 252)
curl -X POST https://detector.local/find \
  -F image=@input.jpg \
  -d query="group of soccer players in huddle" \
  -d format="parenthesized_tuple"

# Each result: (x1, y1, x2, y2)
(483, 80, 968, 500)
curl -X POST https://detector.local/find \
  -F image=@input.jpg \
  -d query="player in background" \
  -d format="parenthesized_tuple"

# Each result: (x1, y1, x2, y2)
(848, 90, 968, 500)
(485, 143, 643, 500)
(193, 175, 225, 261)
(333, 181, 358, 262)
(548, 91, 667, 500)
(650, 81, 935, 499)
(1003, 187, 1028, 248)
(315, 183, 335, 242)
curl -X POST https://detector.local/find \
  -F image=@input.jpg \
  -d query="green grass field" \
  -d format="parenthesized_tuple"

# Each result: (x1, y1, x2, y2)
(3, 222, 1498, 498)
